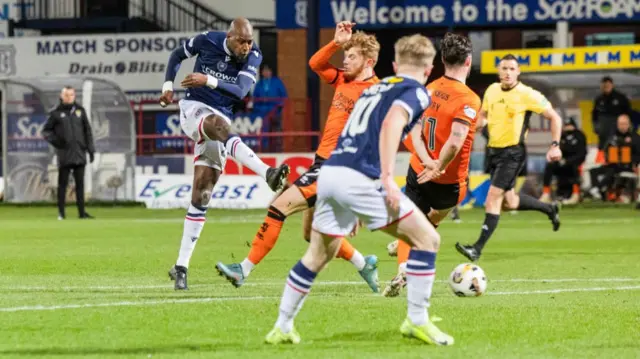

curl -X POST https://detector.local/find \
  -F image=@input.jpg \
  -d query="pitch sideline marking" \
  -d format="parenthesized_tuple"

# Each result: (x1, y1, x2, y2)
(1, 285, 640, 312)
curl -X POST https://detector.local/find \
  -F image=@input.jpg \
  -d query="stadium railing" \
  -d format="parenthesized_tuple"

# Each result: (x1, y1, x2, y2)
(130, 97, 320, 155)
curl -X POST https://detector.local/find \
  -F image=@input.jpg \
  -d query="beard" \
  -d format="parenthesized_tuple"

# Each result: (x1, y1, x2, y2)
(343, 62, 365, 81)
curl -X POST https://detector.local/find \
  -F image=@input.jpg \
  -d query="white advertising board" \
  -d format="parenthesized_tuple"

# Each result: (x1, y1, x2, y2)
(136, 174, 276, 209)
(0, 31, 198, 92)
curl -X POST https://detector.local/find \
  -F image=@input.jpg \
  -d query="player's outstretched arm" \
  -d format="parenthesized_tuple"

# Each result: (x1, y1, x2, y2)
(208, 49, 261, 100)
(308, 21, 354, 84)
(161, 34, 205, 106)
(210, 74, 256, 100)
(180, 51, 260, 101)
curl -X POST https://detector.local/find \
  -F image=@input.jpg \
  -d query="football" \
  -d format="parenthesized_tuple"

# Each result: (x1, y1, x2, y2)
(448, 263, 488, 297)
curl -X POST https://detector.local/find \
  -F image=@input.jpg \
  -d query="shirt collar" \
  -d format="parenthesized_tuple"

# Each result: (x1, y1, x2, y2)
(223, 38, 232, 56)
(396, 73, 420, 83)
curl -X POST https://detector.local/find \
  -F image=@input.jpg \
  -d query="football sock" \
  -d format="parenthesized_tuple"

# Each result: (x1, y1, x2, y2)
(336, 238, 354, 260)
(245, 206, 287, 275)
(572, 184, 580, 194)
(406, 249, 436, 326)
(176, 203, 207, 268)
(397, 239, 410, 266)
(225, 136, 269, 179)
(518, 194, 553, 216)
(276, 261, 317, 333)
(398, 218, 438, 266)
(474, 213, 500, 252)
(239, 259, 255, 277)
(336, 239, 365, 270)
(542, 186, 551, 194)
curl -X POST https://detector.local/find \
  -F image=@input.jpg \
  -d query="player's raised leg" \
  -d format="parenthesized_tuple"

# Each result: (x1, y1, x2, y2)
(169, 164, 220, 290)
(161, 18, 290, 193)
(197, 113, 290, 191)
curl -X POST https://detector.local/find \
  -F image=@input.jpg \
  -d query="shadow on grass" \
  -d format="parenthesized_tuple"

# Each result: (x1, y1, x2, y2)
(0, 342, 278, 356)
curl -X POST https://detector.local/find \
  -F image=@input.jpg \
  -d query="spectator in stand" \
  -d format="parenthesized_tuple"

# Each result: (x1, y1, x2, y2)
(252, 64, 288, 119)
(252, 64, 288, 150)
(588, 114, 640, 203)
(592, 76, 631, 160)
(539, 117, 587, 205)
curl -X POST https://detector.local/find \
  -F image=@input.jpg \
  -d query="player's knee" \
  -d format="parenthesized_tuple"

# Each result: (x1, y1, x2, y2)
(190, 183, 213, 207)
(272, 189, 307, 216)
(201, 114, 230, 142)
(427, 230, 441, 251)
(200, 190, 212, 207)
(271, 196, 291, 216)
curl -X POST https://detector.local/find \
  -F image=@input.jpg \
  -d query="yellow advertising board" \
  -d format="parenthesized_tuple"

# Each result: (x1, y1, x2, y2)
(481, 45, 640, 74)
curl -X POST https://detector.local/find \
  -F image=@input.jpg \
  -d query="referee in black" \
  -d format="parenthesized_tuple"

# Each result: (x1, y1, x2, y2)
(42, 86, 95, 220)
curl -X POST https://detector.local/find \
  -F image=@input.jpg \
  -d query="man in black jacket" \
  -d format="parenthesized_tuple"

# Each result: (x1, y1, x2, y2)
(42, 86, 95, 219)
(539, 117, 587, 204)
(588, 114, 640, 202)
(592, 76, 631, 150)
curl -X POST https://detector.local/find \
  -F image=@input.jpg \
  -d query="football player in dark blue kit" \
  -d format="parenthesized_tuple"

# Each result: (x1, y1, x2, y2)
(264, 34, 454, 346)
(162, 18, 290, 290)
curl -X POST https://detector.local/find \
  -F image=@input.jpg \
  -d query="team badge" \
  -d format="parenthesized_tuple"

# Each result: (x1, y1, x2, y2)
(217, 61, 228, 72)
(75, 110, 82, 117)
(463, 105, 477, 119)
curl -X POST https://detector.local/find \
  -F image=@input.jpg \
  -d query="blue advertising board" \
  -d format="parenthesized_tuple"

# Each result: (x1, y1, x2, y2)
(148, 110, 266, 152)
(154, 111, 184, 150)
(6, 114, 50, 153)
(277, 0, 640, 29)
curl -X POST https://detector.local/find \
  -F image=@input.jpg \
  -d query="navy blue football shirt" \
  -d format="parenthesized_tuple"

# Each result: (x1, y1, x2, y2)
(326, 75, 431, 179)
(165, 31, 262, 118)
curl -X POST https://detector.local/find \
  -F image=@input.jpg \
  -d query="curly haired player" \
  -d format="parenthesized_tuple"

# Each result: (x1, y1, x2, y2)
(216, 22, 381, 292)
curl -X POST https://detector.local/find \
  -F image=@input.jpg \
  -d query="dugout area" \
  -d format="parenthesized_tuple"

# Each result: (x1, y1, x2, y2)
(0, 76, 137, 203)
(519, 71, 640, 166)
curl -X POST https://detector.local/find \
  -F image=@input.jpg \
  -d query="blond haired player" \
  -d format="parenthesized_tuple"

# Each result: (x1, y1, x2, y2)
(265, 34, 454, 346)
(217, 22, 381, 292)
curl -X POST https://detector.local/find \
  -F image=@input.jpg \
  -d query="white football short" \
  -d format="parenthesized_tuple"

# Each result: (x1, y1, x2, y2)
(179, 99, 231, 171)
(312, 165, 416, 237)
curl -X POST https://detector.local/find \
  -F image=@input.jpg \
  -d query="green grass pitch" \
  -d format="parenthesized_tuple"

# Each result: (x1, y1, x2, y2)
(0, 206, 639, 358)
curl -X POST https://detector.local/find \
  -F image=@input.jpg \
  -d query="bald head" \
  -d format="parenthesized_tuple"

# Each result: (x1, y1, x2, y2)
(227, 17, 254, 60)
(228, 17, 253, 36)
